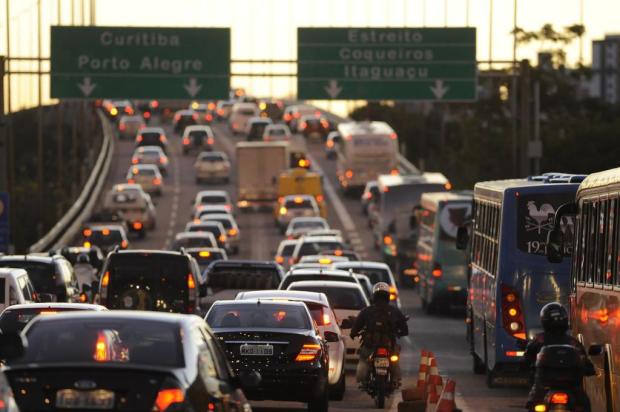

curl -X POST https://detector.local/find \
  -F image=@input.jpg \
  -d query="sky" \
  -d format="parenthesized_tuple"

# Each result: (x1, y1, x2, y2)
(3, 0, 620, 109)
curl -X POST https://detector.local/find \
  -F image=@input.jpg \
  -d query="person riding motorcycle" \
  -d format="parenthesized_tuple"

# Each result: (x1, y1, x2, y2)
(350, 282, 409, 389)
(524, 302, 595, 412)
(73, 253, 99, 292)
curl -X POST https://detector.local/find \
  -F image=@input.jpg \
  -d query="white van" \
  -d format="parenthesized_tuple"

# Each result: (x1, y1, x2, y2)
(0, 268, 36, 312)
(229, 103, 260, 135)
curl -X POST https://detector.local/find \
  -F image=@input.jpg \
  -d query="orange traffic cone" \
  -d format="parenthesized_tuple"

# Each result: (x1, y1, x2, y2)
(416, 350, 430, 391)
(427, 357, 443, 395)
(425, 381, 440, 412)
(434, 379, 457, 412)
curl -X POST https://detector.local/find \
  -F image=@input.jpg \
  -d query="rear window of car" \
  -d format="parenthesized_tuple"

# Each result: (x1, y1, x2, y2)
(205, 217, 233, 229)
(106, 254, 191, 312)
(88, 230, 123, 245)
(199, 195, 227, 204)
(0, 262, 56, 294)
(207, 303, 310, 330)
(285, 199, 314, 209)
(293, 221, 326, 230)
(16, 319, 184, 367)
(297, 241, 343, 257)
(239, 109, 256, 116)
(140, 132, 160, 141)
(173, 235, 216, 249)
(343, 268, 391, 285)
(199, 154, 225, 162)
(188, 225, 223, 237)
(189, 130, 208, 138)
(279, 244, 296, 257)
(207, 265, 280, 290)
(288, 286, 366, 310)
(136, 168, 156, 176)
(140, 149, 160, 156)
(268, 129, 286, 135)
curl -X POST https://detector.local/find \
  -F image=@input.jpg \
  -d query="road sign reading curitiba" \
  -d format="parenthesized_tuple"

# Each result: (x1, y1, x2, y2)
(297, 27, 477, 101)
(51, 26, 230, 99)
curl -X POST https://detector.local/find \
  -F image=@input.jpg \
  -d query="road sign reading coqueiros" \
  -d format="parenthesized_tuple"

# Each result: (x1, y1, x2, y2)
(297, 27, 476, 101)
(51, 26, 230, 99)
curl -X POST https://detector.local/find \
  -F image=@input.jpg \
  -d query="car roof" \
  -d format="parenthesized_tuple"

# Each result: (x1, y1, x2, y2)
(202, 213, 235, 221)
(140, 127, 165, 134)
(212, 299, 307, 309)
(2, 303, 107, 311)
(249, 117, 271, 124)
(111, 249, 187, 257)
(26, 310, 198, 326)
(197, 190, 229, 197)
(236, 290, 329, 305)
(198, 151, 227, 158)
(287, 268, 353, 277)
(278, 239, 299, 246)
(185, 247, 226, 254)
(184, 125, 211, 132)
(333, 261, 390, 270)
(210, 259, 278, 268)
(298, 235, 344, 243)
(175, 232, 216, 239)
(288, 280, 365, 290)
(0, 255, 57, 264)
(130, 164, 159, 171)
(283, 194, 314, 200)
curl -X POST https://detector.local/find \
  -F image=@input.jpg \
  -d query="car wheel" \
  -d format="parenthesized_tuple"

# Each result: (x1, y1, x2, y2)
(307, 388, 328, 412)
(330, 369, 346, 401)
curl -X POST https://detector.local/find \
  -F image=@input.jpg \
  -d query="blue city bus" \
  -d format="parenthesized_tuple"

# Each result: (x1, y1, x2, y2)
(466, 174, 585, 387)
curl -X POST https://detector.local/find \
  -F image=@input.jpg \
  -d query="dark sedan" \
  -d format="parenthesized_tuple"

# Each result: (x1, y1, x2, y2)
(0, 303, 106, 334)
(0, 311, 252, 412)
(206, 300, 329, 412)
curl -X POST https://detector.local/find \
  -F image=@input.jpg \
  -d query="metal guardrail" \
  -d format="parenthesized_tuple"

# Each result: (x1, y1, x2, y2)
(312, 105, 420, 175)
(29, 110, 115, 253)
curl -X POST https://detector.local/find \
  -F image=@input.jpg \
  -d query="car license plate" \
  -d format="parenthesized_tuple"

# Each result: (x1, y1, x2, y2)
(240, 344, 274, 356)
(56, 389, 115, 410)
(374, 358, 390, 369)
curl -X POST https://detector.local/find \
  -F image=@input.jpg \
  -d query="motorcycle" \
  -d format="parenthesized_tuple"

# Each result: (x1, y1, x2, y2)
(366, 345, 396, 409)
(529, 345, 589, 412)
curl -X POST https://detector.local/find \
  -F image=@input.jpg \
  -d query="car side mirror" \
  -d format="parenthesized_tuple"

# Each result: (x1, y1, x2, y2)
(237, 370, 262, 388)
(340, 318, 353, 330)
(199, 283, 208, 298)
(588, 344, 604, 357)
(546, 228, 564, 264)
(0, 332, 27, 361)
(456, 226, 469, 250)
(324, 331, 339, 343)
(38, 293, 54, 303)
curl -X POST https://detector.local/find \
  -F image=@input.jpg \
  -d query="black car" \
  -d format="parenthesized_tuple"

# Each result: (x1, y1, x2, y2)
(173, 109, 198, 132)
(1, 311, 252, 412)
(246, 119, 272, 141)
(300, 116, 331, 140)
(135, 127, 168, 153)
(98, 250, 205, 314)
(206, 300, 329, 412)
(0, 302, 106, 334)
(0, 255, 79, 303)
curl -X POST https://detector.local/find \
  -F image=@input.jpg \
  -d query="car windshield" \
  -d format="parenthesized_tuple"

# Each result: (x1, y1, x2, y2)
(14, 319, 183, 367)
(207, 265, 280, 290)
(106, 254, 190, 312)
(0, 261, 56, 293)
(288, 286, 366, 310)
(207, 303, 310, 329)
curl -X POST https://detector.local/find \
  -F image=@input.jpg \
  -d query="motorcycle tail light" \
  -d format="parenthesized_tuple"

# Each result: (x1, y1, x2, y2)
(550, 393, 569, 405)
(375, 347, 389, 357)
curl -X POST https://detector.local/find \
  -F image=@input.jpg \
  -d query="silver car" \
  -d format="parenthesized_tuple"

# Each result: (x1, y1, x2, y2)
(126, 164, 164, 196)
(194, 151, 231, 183)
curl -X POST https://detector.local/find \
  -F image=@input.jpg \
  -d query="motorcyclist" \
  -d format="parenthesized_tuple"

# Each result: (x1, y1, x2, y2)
(350, 282, 409, 389)
(73, 253, 99, 292)
(524, 302, 595, 411)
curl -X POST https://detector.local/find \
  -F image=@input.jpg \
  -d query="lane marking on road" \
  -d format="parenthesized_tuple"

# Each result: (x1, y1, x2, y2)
(163, 150, 181, 250)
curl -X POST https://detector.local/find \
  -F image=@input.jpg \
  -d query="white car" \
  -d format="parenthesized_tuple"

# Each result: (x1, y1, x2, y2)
(201, 213, 241, 254)
(325, 131, 341, 159)
(0, 268, 36, 311)
(182, 125, 215, 154)
(263, 124, 292, 142)
(235, 290, 347, 399)
(333, 261, 401, 308)
(286, 280, 370, 362)
(277, 195, 320, 231)
(118, 115, 145, 140)
(285, 217, 330, 239)
(131, 146, 169, 175)
(126, 164, 163, 196)
(194, 151, 231, 183)
(229, 102, 260, 135)
(192, 190, 233, 216)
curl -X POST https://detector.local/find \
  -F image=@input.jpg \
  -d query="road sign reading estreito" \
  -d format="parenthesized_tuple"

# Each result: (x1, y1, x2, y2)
(297, 27, 477, 101)
(51, 26, 230, 99)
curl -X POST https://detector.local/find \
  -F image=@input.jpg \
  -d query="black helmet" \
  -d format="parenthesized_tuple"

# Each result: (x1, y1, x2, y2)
(372, 282, 390, 303)
(540, 302, 569, 334)
(76, 253, 90, 264)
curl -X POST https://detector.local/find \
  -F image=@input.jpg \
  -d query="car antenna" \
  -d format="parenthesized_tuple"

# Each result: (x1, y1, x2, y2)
(257, 298, 261, 305)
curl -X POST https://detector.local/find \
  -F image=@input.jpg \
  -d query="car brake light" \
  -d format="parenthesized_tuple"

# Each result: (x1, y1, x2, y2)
(295, 343, 321, 362)
(192, 113, 198, 121)
(174, 114, 181, 122)
(383, 235, 393, 245)
(345, 170, 353, 179)
(390, 132, 397, 140)
(121, 240, 128, 249)
(159, 156, 166, 163)
(182, 137, 190, 145)
(228, 228, 238, 236)
(136, 135, 143, 142)
(206, 114, 213, 122)
(431, 263, 442, 278)
(550, 393, 569, 405)
(83, 228, 92, 236)
(133, 221, 143, 230)
(300, 121, 307, 130)
(127, 178, 136, 184)
(207, 137, 214, 145)
(501, 284, 527, 341)
(131, 157, 139, 164)
(151, 100, 159, 108)
(143, 111, 151, 119)
(390, 169, 399, 176)
(316, 195, 324, 202)
(375, 347, 389, 357)
(275, 256, 284, 264)
(154, 388, 185, 412)
(187, 274, 196, 290)
(119, 124, 126, 131)
(159, 134, 167, 143)
(218, 234, 227, 243)
(283, 113, 292, 121)
(94, 331, 108, 362)
(153, 178, 162, 185)
(322, 312, 331, 325)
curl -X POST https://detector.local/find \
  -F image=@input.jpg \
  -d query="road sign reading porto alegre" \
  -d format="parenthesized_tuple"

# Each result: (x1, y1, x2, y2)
(297, 27, 476, 101)
(51, 26, 230, 99)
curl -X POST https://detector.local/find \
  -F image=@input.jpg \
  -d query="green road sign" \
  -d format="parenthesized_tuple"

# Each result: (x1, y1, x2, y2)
(51, 26, 230, 99)
(297, 27, 477, 101)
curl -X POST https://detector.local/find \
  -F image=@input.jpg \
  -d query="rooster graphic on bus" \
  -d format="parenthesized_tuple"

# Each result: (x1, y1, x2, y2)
(519, 197, 574, 256)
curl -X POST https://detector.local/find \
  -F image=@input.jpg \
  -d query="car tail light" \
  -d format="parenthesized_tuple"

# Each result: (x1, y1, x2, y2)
(121, 240, 128, 249)
(275, 256, 284, 264)
(187, 273, 196, 290)
(83, 228, 92, 237)
(322, 311, 331, 325)
(159, 156, 166, 164)
(320, 119, 329, 128)
(205, 114, 213, 122)
(207, 137, 214, 145)
(131, 157, 139, 164)
(228, 228, 238, 236)
(174, 114, 181, 122)
(295, 343, 321, 362)
(383, 235, 393, 245)
(298, 158, 310, 168)
(431, 263, 442, 278)
(345, 170, 353, 179)
(217, 108, 224, 116)
(192, 113, 198, 121)
(390, 132, 398, 140)
(207, 102, 216, 110)
(143, 111, 151, 119)
(136, 135, 143, 142)
(151, 100, 159, 108)
(316, 195, 324, 203)
(326, 140, 334, 148)
(218, 234, 227, 243)
(182, 137, 190, 145)
(127, 178, 136, 184)
(133, 221, 143, 230)
(119, 124, 126, 131)
(124, 107, 133, 114)
(300, 121, 307, 130)
(283, 113, 292, 121)
(501, 284, 527, 341)
(390, 169, 399, 176)
(550, 393, 569, 405)
(444, 182, 453, 190)
(159, 134, 167, 143)
(153, 387, 185, 412)
(100, 271, 110, 301)
(375, 347, 389, 357)
(153, 178, 162, 185)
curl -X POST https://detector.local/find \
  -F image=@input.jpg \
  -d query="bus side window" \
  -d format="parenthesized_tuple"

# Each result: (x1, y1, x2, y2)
(585, 202, 596, 284)
(599, 200, 610, 285)
(606, 199, 616, 285)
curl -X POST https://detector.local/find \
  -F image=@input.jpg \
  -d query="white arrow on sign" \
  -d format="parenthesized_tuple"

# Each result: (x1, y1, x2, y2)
(324, 79, 343, 99)
(430, 79, 449, 100)
(184, 77, 203, 98)
(77, 77, 96, 97)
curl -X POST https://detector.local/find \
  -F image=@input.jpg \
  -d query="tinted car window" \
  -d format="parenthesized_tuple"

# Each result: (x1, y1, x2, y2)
(285, 199, 314, 209)
(87, 230, 123, 247)
(280, 244, 296, 257)
(0, 261, 56, 294)
(199, 195, 227, 204)
(288, 286, 366, 310)
(207, 265, 280, 290)
(343, 268, 390, 284)
(172, 235, 216, 249)
(106, 254, 190, 312)
(207, 303, 311, 329)
(297, 241, 343, 257)
(15, 319, 183, 367)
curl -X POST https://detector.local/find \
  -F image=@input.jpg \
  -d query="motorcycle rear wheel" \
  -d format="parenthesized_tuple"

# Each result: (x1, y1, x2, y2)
(374, 374, 386, 409)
